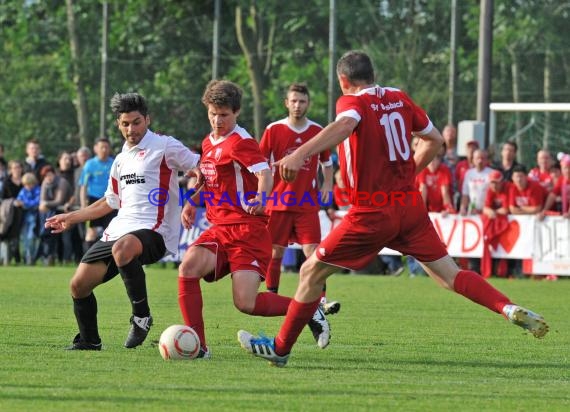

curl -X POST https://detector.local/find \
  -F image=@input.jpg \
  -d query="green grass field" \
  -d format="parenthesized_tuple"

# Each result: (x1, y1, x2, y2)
(1, 266, 569, 411)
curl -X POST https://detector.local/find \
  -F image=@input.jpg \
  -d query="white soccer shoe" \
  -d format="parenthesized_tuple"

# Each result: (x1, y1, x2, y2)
(237, 330, 289, 367)
(308, 305, 331, 349)
(502, 304, 549, 338)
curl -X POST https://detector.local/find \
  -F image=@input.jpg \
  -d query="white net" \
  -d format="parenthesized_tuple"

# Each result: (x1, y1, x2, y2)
(490, 103, 570, 166)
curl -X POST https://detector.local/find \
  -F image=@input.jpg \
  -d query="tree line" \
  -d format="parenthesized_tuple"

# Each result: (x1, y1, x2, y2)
(1, 0, 568, 165)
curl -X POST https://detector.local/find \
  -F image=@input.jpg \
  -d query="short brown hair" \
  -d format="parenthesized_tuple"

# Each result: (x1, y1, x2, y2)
(287, 83, 310, 99)
(201, 80, 242, 112)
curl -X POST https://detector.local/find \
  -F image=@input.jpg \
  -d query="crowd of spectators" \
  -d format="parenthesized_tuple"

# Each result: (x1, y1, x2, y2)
(0, 139, 98, 266)
(1, 127, 569, 279)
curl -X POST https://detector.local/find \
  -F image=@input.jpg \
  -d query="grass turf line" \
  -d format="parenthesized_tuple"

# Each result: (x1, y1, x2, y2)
(0, 266, 569, 411)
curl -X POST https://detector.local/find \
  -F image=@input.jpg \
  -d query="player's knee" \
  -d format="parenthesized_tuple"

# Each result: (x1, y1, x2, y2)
(233, 296, 255, 314)
(69, 276, 90, 299)
(111, 240, 136, 267)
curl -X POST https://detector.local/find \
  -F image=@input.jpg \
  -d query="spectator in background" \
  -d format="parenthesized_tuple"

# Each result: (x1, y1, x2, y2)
(509, 164, 548, 278)
(494, 141, 519, 182)
(509, 164, 547, 216)
(37, 165, 73, 265)
(482, 170, 512, 278)
(454, 140, 479, 205)
(57, 151, 76, 192)
(418, 152, 455, 215)
(79, 138, 115, 250)
(3, 160, 24, 199)
(72, 146, 92, 250)
(460, 149, 493, 215)
(22, 139, 49, 180)
(15, 172, 41, 265)
(57, 151, 82, 263)
(539, 155, 570, 220)
(330, 168, 350, 213)
(528, 149, 554, 192)
(484, 170, 512, 219)
(548, 162, 563, 212)
(0, 144, 6, 168)
(460, 149, 493, 273)
(2, 160, 25, 264)
(442, 124, 457, 153)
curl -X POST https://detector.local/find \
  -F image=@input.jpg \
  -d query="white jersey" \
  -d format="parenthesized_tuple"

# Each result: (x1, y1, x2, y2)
(462, 166, 493, 211)
(102, 129, 200, 256)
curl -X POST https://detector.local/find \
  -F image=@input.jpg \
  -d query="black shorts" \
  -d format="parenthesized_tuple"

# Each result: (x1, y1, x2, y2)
(87, 196, 117, 228)
(81, 229, 166, 283)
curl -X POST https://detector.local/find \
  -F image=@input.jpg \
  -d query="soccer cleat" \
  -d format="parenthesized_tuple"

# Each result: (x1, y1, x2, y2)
(195, 346, 211, 360)
(322, 300, 341, 316)
(502, 304, 549, 338)
(308, 305, 330, 349)
(237, 330, 289, 367)
(66, 333, 102, 351)
(124, 315, 153, 348)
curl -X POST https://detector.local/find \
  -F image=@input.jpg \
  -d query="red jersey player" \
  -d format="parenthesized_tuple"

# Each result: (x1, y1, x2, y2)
(238, 50, 549, 367)
(259, 83, 339, 315)
(177, 81, 330, 358)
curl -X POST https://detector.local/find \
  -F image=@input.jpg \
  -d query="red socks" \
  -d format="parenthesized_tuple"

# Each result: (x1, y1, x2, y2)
(453, 270, 511, 314)
(265, 257, 282, 292)
(178, 276, 206, 348)
(274, 298, 320, 355)
(252, 292, 292, 316)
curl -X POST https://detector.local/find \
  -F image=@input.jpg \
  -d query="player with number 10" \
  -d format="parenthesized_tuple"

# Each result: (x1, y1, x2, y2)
(238, 50, 549, 367)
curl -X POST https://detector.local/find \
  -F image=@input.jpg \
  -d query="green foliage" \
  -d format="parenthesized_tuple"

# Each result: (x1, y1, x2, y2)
(1, 266, 569, 411)
(0, 1, 569, 162)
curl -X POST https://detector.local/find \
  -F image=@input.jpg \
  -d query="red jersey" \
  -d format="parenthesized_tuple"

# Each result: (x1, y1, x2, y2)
(200, 125, 269, 225)
(508, 180, 546, 208)
(417, 163, 452, 212)
(528, 167, 554, 191)
(485, 181, 512, 210)
(552, 177, 570, 213)
(455, 159, 471, 195)
(259, 118, 332, 212)
(336, 85, 432, 206)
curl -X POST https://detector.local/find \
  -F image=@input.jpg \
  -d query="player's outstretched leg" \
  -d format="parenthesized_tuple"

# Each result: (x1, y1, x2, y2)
(502, 304, 549, 338)
(237, 330, 289, 367)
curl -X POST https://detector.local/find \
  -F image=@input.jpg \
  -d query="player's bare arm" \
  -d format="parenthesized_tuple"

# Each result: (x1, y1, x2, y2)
(246, 168, 272, 215)
(276, 116, 357, 182)
(45, 197, 113, 233)
(180, 167, 205, 229)
(414, 127, 444, 174)
(320, 164, 334, 204)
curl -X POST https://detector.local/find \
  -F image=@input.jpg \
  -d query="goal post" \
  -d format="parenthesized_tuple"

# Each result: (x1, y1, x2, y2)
(489, 102, 570, 147)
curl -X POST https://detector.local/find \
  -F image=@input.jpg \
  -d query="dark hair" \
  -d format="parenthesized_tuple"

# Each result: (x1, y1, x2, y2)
(502, 140, 518, 152)
(201, 80, 242, 112)
(94, 137, 111, 145)
(336, 50, 375, 84)
(110, 92, 149, 118)
(287, 83, 310, 99)
(512, 164, 527, 174)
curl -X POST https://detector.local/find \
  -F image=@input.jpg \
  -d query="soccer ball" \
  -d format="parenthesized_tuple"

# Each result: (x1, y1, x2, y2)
(158, 325, 201, 360)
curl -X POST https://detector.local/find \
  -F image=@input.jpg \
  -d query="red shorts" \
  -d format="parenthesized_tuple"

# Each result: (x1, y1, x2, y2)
(192, 222, 271, 282)
(266, 210, 321, 247)
(316, 201, 447, 270)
